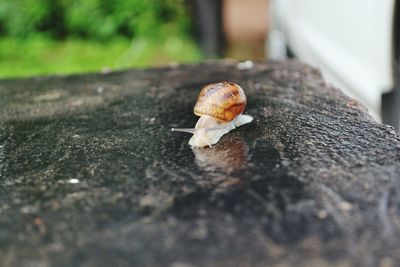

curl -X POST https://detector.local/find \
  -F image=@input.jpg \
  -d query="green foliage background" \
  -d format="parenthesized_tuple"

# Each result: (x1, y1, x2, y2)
(0, 0, 201, 78)
(0, 0, 191, 40)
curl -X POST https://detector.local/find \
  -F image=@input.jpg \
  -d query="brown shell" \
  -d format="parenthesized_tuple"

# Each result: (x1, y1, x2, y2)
(194, 82, 246, 122)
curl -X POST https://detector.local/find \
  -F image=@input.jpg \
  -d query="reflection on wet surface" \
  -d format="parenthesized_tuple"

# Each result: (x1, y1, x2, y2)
(192, 135, 248, 174)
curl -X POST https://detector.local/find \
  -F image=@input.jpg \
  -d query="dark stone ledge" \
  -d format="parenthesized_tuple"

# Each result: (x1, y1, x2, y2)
(1, 60, 400, 267)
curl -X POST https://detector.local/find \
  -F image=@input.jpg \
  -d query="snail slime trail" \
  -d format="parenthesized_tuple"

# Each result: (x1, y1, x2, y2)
(171, 82, 253, 148)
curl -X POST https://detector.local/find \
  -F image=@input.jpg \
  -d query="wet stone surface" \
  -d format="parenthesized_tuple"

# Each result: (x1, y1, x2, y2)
(1, 60, 400, 267)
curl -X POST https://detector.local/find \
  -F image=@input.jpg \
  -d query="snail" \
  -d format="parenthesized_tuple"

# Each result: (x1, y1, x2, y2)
(171, 82, 253, 148)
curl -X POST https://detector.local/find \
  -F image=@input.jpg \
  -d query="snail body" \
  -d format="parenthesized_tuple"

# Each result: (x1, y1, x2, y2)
(171, 82, 253, 148)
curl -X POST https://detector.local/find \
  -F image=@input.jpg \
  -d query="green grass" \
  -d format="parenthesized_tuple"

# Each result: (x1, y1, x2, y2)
(0, 36, 202, 78)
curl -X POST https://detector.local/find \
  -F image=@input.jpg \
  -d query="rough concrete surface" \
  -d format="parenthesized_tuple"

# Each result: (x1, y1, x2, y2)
(1, 60, 400, 267)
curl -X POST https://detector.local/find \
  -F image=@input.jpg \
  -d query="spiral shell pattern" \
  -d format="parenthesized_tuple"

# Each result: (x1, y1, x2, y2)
(194, 82, 247, 122)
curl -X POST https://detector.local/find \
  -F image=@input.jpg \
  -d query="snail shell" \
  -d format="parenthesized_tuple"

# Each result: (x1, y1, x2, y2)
(171, 82, 253, 148)
(194, 82, 247, 122)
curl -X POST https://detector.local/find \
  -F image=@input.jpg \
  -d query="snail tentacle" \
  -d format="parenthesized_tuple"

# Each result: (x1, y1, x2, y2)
(171, 128, 196, 134)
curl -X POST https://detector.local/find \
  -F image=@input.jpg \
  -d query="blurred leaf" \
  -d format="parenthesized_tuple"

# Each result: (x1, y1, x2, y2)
(0, 0, 201, 78)
(0, 0, 194, 40)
